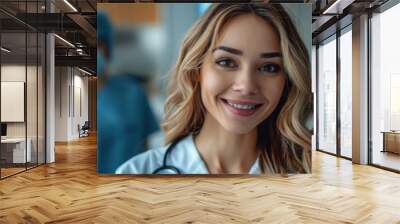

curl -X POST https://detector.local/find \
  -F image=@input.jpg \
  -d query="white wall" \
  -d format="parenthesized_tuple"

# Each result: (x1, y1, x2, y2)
(72, 72, 89, 138)
(55, 67, 69, 141)
(1, 65, 39, 137)
(1, 63, 46, 164)
(1, 66, 26, 131)
(55, 67, 89, 141)
(1, 65, 26, 81)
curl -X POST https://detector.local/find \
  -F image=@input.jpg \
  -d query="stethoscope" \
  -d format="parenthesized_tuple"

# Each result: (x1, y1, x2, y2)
(152, 138, 183, 174)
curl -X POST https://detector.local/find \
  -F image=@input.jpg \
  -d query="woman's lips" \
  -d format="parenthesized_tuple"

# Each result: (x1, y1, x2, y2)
(220, 98, 263, 117)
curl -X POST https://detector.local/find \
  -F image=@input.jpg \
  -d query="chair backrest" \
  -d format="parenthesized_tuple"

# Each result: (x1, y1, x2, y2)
(82, 121, 90, 129)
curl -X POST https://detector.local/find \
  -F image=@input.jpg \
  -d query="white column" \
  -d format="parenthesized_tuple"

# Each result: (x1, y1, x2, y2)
(46, 1, 55, 163)
(352, 14, 369, 164)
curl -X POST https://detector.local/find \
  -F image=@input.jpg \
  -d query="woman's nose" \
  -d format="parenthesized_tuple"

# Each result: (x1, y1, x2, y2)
(231, 67, 258, 95)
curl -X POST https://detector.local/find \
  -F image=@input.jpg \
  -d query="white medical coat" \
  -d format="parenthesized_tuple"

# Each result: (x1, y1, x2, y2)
(115, 135, 262, 174)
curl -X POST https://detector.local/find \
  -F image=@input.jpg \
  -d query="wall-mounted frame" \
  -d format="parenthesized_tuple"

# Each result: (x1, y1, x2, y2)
(1, 81, 25, 122)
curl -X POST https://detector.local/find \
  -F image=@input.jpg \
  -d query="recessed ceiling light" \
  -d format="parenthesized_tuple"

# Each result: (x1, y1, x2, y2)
(322, 0, 356, 15)
(323, 0, 343, 14)
(78, 67, 92, 76)
(54, 34, 75, 48)
(63, 0, 78, 12)
(1, 47, 11, 53)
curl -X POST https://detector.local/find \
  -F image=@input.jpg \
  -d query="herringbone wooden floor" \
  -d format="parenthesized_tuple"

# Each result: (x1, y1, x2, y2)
(1, 134, 400, 224)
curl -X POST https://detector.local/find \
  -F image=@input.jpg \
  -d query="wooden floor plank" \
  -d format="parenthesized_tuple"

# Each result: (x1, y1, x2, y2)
(0, 134, 400, 223)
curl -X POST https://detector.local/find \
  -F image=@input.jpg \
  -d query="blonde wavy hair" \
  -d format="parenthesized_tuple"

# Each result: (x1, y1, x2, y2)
(161, 3, 312, 174)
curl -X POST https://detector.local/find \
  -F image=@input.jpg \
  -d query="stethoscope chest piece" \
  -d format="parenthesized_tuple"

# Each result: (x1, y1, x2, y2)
(152, 138, 183, 174)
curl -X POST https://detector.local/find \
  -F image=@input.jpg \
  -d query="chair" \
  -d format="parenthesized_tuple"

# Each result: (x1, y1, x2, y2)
(79, 121, 90, 138)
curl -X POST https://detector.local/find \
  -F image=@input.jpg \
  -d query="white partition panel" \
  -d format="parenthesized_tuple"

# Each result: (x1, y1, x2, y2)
(1, 82, 25, 122)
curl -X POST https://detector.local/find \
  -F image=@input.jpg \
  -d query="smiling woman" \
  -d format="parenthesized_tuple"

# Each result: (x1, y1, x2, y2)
(116, 3, 312, 175)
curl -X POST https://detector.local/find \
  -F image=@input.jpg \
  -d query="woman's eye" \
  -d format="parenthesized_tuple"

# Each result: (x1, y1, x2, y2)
(215, 59, 237, 68)
(259, 63, 281, 74)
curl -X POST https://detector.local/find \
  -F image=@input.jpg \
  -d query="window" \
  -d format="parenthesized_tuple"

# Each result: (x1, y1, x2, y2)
(370, 2, 400, 171)
(339, 27, 352, 158)
(317, 35, 337, 155)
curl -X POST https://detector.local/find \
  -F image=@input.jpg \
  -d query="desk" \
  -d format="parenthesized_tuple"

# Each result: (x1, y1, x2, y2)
(1, 138, 31, 163)
(382, 131, 400, 154)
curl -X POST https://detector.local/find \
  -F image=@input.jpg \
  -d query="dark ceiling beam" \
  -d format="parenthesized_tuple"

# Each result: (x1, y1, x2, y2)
(55, 55, 95, 69)
(8, 13, 82, 32)
(10, 12, 96, 47)
(1, 12, 96, 48)
(312, 15, 335, 33)
(311, 0, 378, 43)
(86, 0, 97, 12)
(67, 13, 97, 45)
(0, 19, 27, 31)
(312, 14, 353, 44)
(55, 47, 96, 57)
(0, 8, 37, 31)
(312, 0, 356, 33)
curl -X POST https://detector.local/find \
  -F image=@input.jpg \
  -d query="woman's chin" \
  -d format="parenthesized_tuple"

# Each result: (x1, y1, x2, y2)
(222, 123, 257, 135)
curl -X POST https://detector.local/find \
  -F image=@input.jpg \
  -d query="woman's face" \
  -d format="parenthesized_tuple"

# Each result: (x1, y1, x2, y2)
(200, 14, 286, 134)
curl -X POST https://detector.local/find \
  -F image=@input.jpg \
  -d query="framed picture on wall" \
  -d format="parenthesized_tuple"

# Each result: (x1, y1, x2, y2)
(1, 81, 25, 122)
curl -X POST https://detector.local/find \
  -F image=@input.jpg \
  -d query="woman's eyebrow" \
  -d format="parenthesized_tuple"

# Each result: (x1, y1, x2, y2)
(212, 46, 242, 55)
(260, 52, 282, 58)
(212, 46, 281, 58)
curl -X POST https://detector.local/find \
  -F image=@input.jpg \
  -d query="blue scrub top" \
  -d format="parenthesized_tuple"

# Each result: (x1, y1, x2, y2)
(98, 74, 159, 173)
(116, 135, 262, 174)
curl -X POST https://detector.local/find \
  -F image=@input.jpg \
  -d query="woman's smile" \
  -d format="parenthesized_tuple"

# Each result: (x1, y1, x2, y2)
(220, 97, 264, 117)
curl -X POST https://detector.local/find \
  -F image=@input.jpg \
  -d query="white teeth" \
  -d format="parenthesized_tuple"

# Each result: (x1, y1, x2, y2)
(227, 101, 256, 110)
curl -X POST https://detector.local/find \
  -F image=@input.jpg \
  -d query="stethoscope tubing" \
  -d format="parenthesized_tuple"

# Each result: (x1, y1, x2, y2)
(152, 137, 183, 174)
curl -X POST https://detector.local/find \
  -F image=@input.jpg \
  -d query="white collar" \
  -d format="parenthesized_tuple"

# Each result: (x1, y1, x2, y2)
(170, 135, 262, 174)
